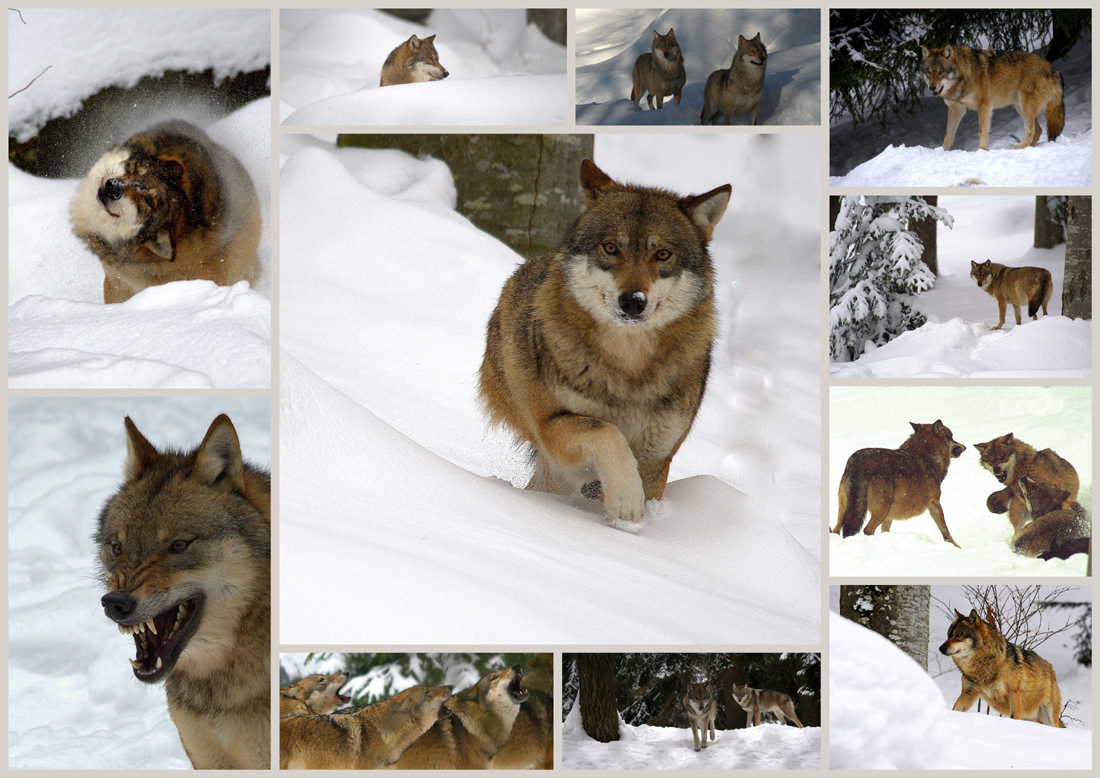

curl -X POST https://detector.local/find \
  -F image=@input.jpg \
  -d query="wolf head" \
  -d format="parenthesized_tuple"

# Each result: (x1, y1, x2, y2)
(407, 34, 449, 82)
(735, 32, 767, 70)
(684, 683, 713, 712)
(382, 684, 454, 731)
(975, 433, 1018, 484)
(939, 608, 989, 659)
(652, 29, 682, 63)
(920, 45, 960, 97)
(910, 420, 966, 459)
(1018, 476, 1072, 519)
(970, 260, 996, 289)
(283, 671, 352, 714)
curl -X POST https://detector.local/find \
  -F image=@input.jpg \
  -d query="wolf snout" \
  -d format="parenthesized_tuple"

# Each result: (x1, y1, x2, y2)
(97, 178, 125, 207)
(619, 291, 647, 317)
(101, 591, 137, 622)
(951, 442, 966, 458)
(437, 70, 449, 80)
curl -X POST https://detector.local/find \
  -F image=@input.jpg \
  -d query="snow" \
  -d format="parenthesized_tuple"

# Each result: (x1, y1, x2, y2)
(829, 385, 1091, 576)
(575, 8, 820, 126)
(7, 398, 271, 769)
(831, 196, 1091, 377)
(280, 133, 822, 644)
(280, 9, 566, 125)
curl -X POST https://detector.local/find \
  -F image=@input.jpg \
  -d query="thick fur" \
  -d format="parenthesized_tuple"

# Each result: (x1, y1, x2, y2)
(701, 33, 767, 126)
(1012, 477, 1091, 559)
(479, 159, 731, 523)
(396, 665, 529, 769)
(731, 684, 803, 728)
(70, 120, 261, 303)
(280, 671, 352, 715)
(833, 420, 966, 546)
(682, 683, 717, 751)
(492, 653, 554, 769)
(920, 44, 1065, 151)
(970, 260, 1053, 329)
(380, 34, 449, 86)
(974, 433, 1078, 530)
(940, 608, 1064, 727)
(631, 29, 686, 109)
(95, 415, 270, 769)
(280, 684, 453, 769)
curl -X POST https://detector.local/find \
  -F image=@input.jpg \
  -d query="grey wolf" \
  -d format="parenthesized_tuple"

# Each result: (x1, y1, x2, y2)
(396, 664, 529, 769)
(833, 420, 966, 546)
(478, 159, 731, 523)
(920, 45, 1065, 150)
(701, 32, 767, 126)
(631, 29, 686, 109)
(970, 260, 1053, 329)
(70, 120, 261, 303)
(731, 684, 803, 728)
(280, 684, 453, 769)
(939, 608, 1064, 727)
(1012, 476, 1091, 560)
(280, 671, 352, 715)
(492, 653, 554, 769)
(380, 34, 449, 86)
(95, 414, 271, 769)
(974, 433, 1078, 530)
(682, 683, 717, 750)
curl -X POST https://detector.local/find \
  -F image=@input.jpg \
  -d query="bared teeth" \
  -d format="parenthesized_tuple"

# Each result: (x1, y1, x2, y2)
(155, 657, 163, 670)
(130, 659, 142, 671)
(145, 618, 157, 636)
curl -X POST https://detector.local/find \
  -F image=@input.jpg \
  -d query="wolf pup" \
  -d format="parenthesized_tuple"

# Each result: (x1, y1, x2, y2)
(970, 260, 1053, 330)
(1012, 476, 1091, 560)
(396, 665, 529, 769)
(833, 420, 966, 546)
(479, 160, 730, 523)
(380, 34, 449, 86)
(701, 32, 767, 126)
(974, 433, 1078, 530)
(492, 653, 554, 769)
(280, 671, 352, 715)
(631, 29, 687, 110)
(940, 608, 1064, 727)
(682, 683, 717, 751)
(95, 414, 271, 769)
(71, 120, 261, 304)
(920, 44, 1065, 151)
(731, 684, 803, 728)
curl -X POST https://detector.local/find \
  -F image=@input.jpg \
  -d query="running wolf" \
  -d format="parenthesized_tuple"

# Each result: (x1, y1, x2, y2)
(939, 608, 1064, 727)
(492, 653, 554, 769)
(479, 160, 731, 523)
(701, 33, 767, 126)
(96, 415, 271, 769)
(280, 684, 453, 769)
(71, 120, 261, 303)
(974, 433, 1078, 530)
(631, 29, 687, 110)
(396, 664, 529, 769)
(1012, 476, 1091, 560)
(281, 671, 352, 715)
(682, 683, 717, 751)
(380, 34, 449, 86)
(970, 260, 1053, 330)
(833, 420, 966, 546)
(920, 45, 1065, 151)
(731, 684, 803, 728)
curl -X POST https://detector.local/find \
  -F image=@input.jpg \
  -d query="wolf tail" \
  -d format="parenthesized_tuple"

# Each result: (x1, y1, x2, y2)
(1047, 72, 1066, 142)
(839, 471, 869, 537)
(1029, 273, 1052, 317)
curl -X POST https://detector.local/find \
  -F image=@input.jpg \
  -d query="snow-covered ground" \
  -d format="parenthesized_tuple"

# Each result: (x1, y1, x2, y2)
(575, 8, 820, 126)
(279, 133, 822, 644)
(829, 385, 1091, 576)
(280, 9, 566, 125)
(831, 196, 1091, 378)
(830, 35, 1092, 185)
(7, 398, 271, 769)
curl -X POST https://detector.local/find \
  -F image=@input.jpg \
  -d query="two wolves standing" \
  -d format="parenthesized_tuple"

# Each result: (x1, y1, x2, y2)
(681, 681, 803, 751)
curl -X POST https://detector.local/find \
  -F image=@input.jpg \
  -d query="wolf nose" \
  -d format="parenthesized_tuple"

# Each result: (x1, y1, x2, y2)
(441, 70, 449, 79)
(619, 291, 647, 317)
(101, 591, 136, 622)
(101, 178, 124, 201)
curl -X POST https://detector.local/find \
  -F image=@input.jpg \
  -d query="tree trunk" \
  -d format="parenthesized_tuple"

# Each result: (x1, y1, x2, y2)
(578, 653, 619, 742)
(720, 659, 748, 729)
(912, 196, 938, 277)
(1062, 196, 1092, 320)
(1034, 195, 1066, 248)
(839, 585, 930, 669)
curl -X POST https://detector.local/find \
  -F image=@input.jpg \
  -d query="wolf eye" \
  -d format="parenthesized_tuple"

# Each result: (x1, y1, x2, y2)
(602, 242, 618, 255)
(655, 248, 672, 261)
(110, 542, 122, 557)
(168, 539, 191, 553)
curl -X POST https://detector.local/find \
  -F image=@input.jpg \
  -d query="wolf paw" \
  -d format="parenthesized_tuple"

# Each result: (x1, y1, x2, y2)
(602, 483, 645, 523)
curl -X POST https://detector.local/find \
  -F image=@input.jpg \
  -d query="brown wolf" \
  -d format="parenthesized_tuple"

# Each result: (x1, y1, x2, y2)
(280, 684, 453, 769)
(940, 608, 1064, 727)
(395, 664, 529, 769)
(682, 683, 717, 751)
(730, 684, 803, 728)
(479, 160, 730, 523)
(492, 653, 554, 769)
(1012, 476, 1091, 560)
(631, 29, 687, 109)
(970, 260, 1053, 330)
(380, 34, 449, 86)
(280, 671, 352, 715)
(974, 433, 1078, 530)
(71, 120, 261, 303)
(920, 45, 1065, 151)
(96, 415, 271, 769)
(833, 420, 966, 546)
(701, 33, 767, 126)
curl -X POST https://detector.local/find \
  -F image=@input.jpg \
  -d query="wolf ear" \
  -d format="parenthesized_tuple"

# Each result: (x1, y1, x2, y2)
(146, 231, 174, 260)
(944, 45, 954, 58)
(953, 608, 965, 620)
(968, 608, 980, 620)
(408, 34, 422, 50)
(194, 414, 246, 492)
(682, 184, 732, 241)
(579, 159, 620, 206)
(455, 683, 480, 702)
(124, 417, 161, 480)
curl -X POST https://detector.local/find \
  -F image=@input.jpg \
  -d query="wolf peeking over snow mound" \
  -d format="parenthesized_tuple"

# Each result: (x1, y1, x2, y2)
(380, 34, 450, 86)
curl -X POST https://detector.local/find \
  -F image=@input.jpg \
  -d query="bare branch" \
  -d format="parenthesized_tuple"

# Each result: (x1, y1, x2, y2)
(9, 64, 51, 98)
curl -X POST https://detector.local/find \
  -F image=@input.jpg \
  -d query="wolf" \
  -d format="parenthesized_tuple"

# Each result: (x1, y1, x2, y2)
(280, 684, 453, 769)
(701, 32, 767, 126)
(492, 653, 554, 769)
(682, 683, 717, 751)
(920, 44, 1065, 151)
(970, 260, 1053, 330)
(940, 608, 1064, 727)
(833, 420, 966, 546)
(631, 29, 687, 110)
(974, 433, 1078, 530)
(1012, 476, 1091, 560)
(479, 159, 730, 523)
(731, 684, 803, 728)
(380, 34, 449, 86)
(70, 120, 261, 303)
(95, 414, 271, 769)
(396, 664, 529, 769)
(280, 671, 352, 715)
